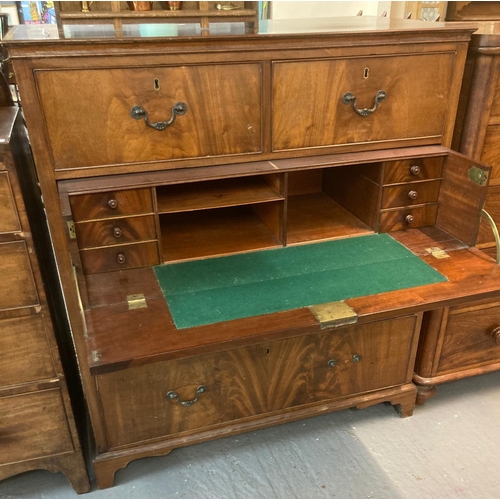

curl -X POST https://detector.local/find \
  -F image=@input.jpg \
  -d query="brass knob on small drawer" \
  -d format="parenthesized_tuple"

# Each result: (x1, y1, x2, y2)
(113, 227, 123, 238)
(490, 326, 500, 345)
(408, 190, 418, 200)
(410, 165, 421, 176)
(405, 214, 415, 225)
(327, 359, 336, 368)
(108, 199, 118, 209)
(116, 253, 126, 264)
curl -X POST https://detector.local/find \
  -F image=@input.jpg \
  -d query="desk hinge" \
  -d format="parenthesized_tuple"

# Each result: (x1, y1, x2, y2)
(426, 246, 450, 259)
(468, 166, 489, 186)
(67, 220, 76, 240)
(309, 301, 358, 329)
(127, 293, 147, 310)
(91, 350, 101, 363)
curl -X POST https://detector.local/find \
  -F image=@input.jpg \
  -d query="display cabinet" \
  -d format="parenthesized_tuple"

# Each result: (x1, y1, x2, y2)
(5, 17, 500, 489)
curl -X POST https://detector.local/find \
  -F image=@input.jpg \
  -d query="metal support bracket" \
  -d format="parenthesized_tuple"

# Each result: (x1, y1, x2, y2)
(481, 209, 500, 265)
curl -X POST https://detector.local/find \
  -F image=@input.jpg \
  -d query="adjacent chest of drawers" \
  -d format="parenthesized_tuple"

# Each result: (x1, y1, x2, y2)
(0, 108, 89, 493)
(5, 18, 500, 489)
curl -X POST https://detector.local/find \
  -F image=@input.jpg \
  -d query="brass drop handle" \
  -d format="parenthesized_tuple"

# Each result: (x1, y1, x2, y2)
(408, 190, 418, 200)
(405, 214, 415, 225)
(410, 165, 421, 176)
(342, 90, 386, 117)
(166, 385, 207, 407)
(113, 227, 123, 238)
(490, 326, 500, 345)
(116, 253, 126, 265)
(108, 199, 118, 209)
(131, 102, 187, 131)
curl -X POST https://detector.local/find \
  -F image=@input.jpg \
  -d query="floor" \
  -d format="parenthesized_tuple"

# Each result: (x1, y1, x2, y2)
(1, 371, 500, 499)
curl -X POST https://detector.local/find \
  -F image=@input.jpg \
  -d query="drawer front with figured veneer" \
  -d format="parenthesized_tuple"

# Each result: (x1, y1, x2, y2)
(75, 215, 157, 249)
(381, 180, 441, 209)
(70, 189, 154, 222)
(379, 204, 439, 232)
(36, 64, 262, 171)
(0, 389, 74, 464)
(0, 241, 39, 311)
(383, 158, 444, 185)
(79, 241, 159, 274)
(0, 314, 55, 388)
(273, 53, 454, 152)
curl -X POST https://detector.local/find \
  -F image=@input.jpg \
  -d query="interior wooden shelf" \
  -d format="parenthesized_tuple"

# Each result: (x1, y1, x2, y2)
(156, 177, 283, 214)
(160, 205, 282, 262)
(286, 193, 374, 244)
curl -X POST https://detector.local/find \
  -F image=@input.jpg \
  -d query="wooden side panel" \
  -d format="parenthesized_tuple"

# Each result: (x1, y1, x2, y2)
(477, 185, 500, 245)
(480, 125, 500, 183)
(436, 151, 491, 246)
(0, 389, 74, 464)
(0, 241, 39, 310)
(0, 315, 55, 388)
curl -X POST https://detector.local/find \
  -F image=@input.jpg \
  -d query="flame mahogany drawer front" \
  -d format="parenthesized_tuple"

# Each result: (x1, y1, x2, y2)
(272, 53, 454, 152)
(379, 204, 439, 232)
(383, 158, 444, 185)
(35, 64, 262, 171)
(381, 180, 441, 209)
(75, 215, 157, 249)
(97, 315, 418, 449)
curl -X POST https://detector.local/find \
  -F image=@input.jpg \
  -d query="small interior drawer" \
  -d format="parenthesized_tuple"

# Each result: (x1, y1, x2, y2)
(79, 241, 159, 274)
(70, 188, 153, 223)
(379, 204, 438, 232)
(75, 215, 157, 249)
(383, 157, 444, 185)
(381, 180, 441, 209)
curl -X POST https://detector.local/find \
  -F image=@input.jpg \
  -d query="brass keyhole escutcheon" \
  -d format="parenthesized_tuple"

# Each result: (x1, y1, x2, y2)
(153, 78, 161, 91)
(364, 67, 369, 79)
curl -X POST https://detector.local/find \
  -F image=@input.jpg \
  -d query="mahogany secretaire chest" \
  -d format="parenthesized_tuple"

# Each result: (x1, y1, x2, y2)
(4, 17, 500, 488)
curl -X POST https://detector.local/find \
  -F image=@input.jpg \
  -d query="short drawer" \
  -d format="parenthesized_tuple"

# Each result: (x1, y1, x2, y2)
(381, 180, 441, 209)
(97, 315, 418, 448)
(273, 52, 454, 151)
(36, 63, 262, 171)
(437, 300, 500, 374)
(477, 185, 500, 246)
(0, 241, 39, 311)
(75, 215, 157, 249)
(0, 314, 55, 389)
(379, 204, 438, 232)
(0, 389, 74, 464)
(70, 188, 153, 222)
(0, 172, 20, 234)
(383, 158, 444, 185)
(79, 241, 159, 274)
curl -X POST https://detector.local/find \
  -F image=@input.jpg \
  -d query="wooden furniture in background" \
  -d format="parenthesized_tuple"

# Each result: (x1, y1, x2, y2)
(0, 107, 89, 493)
(55, 1, 259, 34)
(413, 21, 500, 405)
(5, 18, 500, 489)
(446, 2, 500, 21)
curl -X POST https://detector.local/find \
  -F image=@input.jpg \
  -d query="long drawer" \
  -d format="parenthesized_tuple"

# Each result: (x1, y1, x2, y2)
(36, 63, 262, 171)
(97, 315, 418, 448)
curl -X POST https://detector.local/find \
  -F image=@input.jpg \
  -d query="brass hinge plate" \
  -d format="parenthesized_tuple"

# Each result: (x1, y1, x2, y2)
(426, 246, 450, 259)
(91, 350, 101, 363)
(67, 220, 76, 239)
(310, 300, 358, 329)
(468, 166, 489, 186)
(127, 293, 147, 310)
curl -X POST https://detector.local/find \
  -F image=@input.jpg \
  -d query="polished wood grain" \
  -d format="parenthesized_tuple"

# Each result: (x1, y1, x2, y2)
(70, 188, 154, 222)
(0, 315, 55, 388)
(379, 204, 438, 232)
(80, 240, 159, 274)
(36, 64, 262, 170)
(272, 53, 454, 152)
(383, 157, 443, 185)
(76, 215, 157, 249)
(381, 180, 441, 209)
(0, 172, 20, 233)
(477, 185, 500, 245)
(480, 125, 500, 182)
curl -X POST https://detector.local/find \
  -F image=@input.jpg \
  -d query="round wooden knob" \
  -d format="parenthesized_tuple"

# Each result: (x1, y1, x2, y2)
(491, 326, 500, 345)
(108, 199, 118, 209)
(116, 253, 126, 265)
(410, 165, 421, 175)
(405, 214, 415, 225)
(408, 190, 418, 200)
(113, 227, 123, 238)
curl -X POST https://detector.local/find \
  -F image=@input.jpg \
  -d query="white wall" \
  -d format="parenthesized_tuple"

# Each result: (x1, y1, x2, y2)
(270, 1, 394, 19)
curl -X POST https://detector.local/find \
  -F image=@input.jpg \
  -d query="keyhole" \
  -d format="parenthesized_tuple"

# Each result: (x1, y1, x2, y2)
(153, 78, 161, 91)
(363, 68, 369, 79)
(266, 348, 271, 355)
